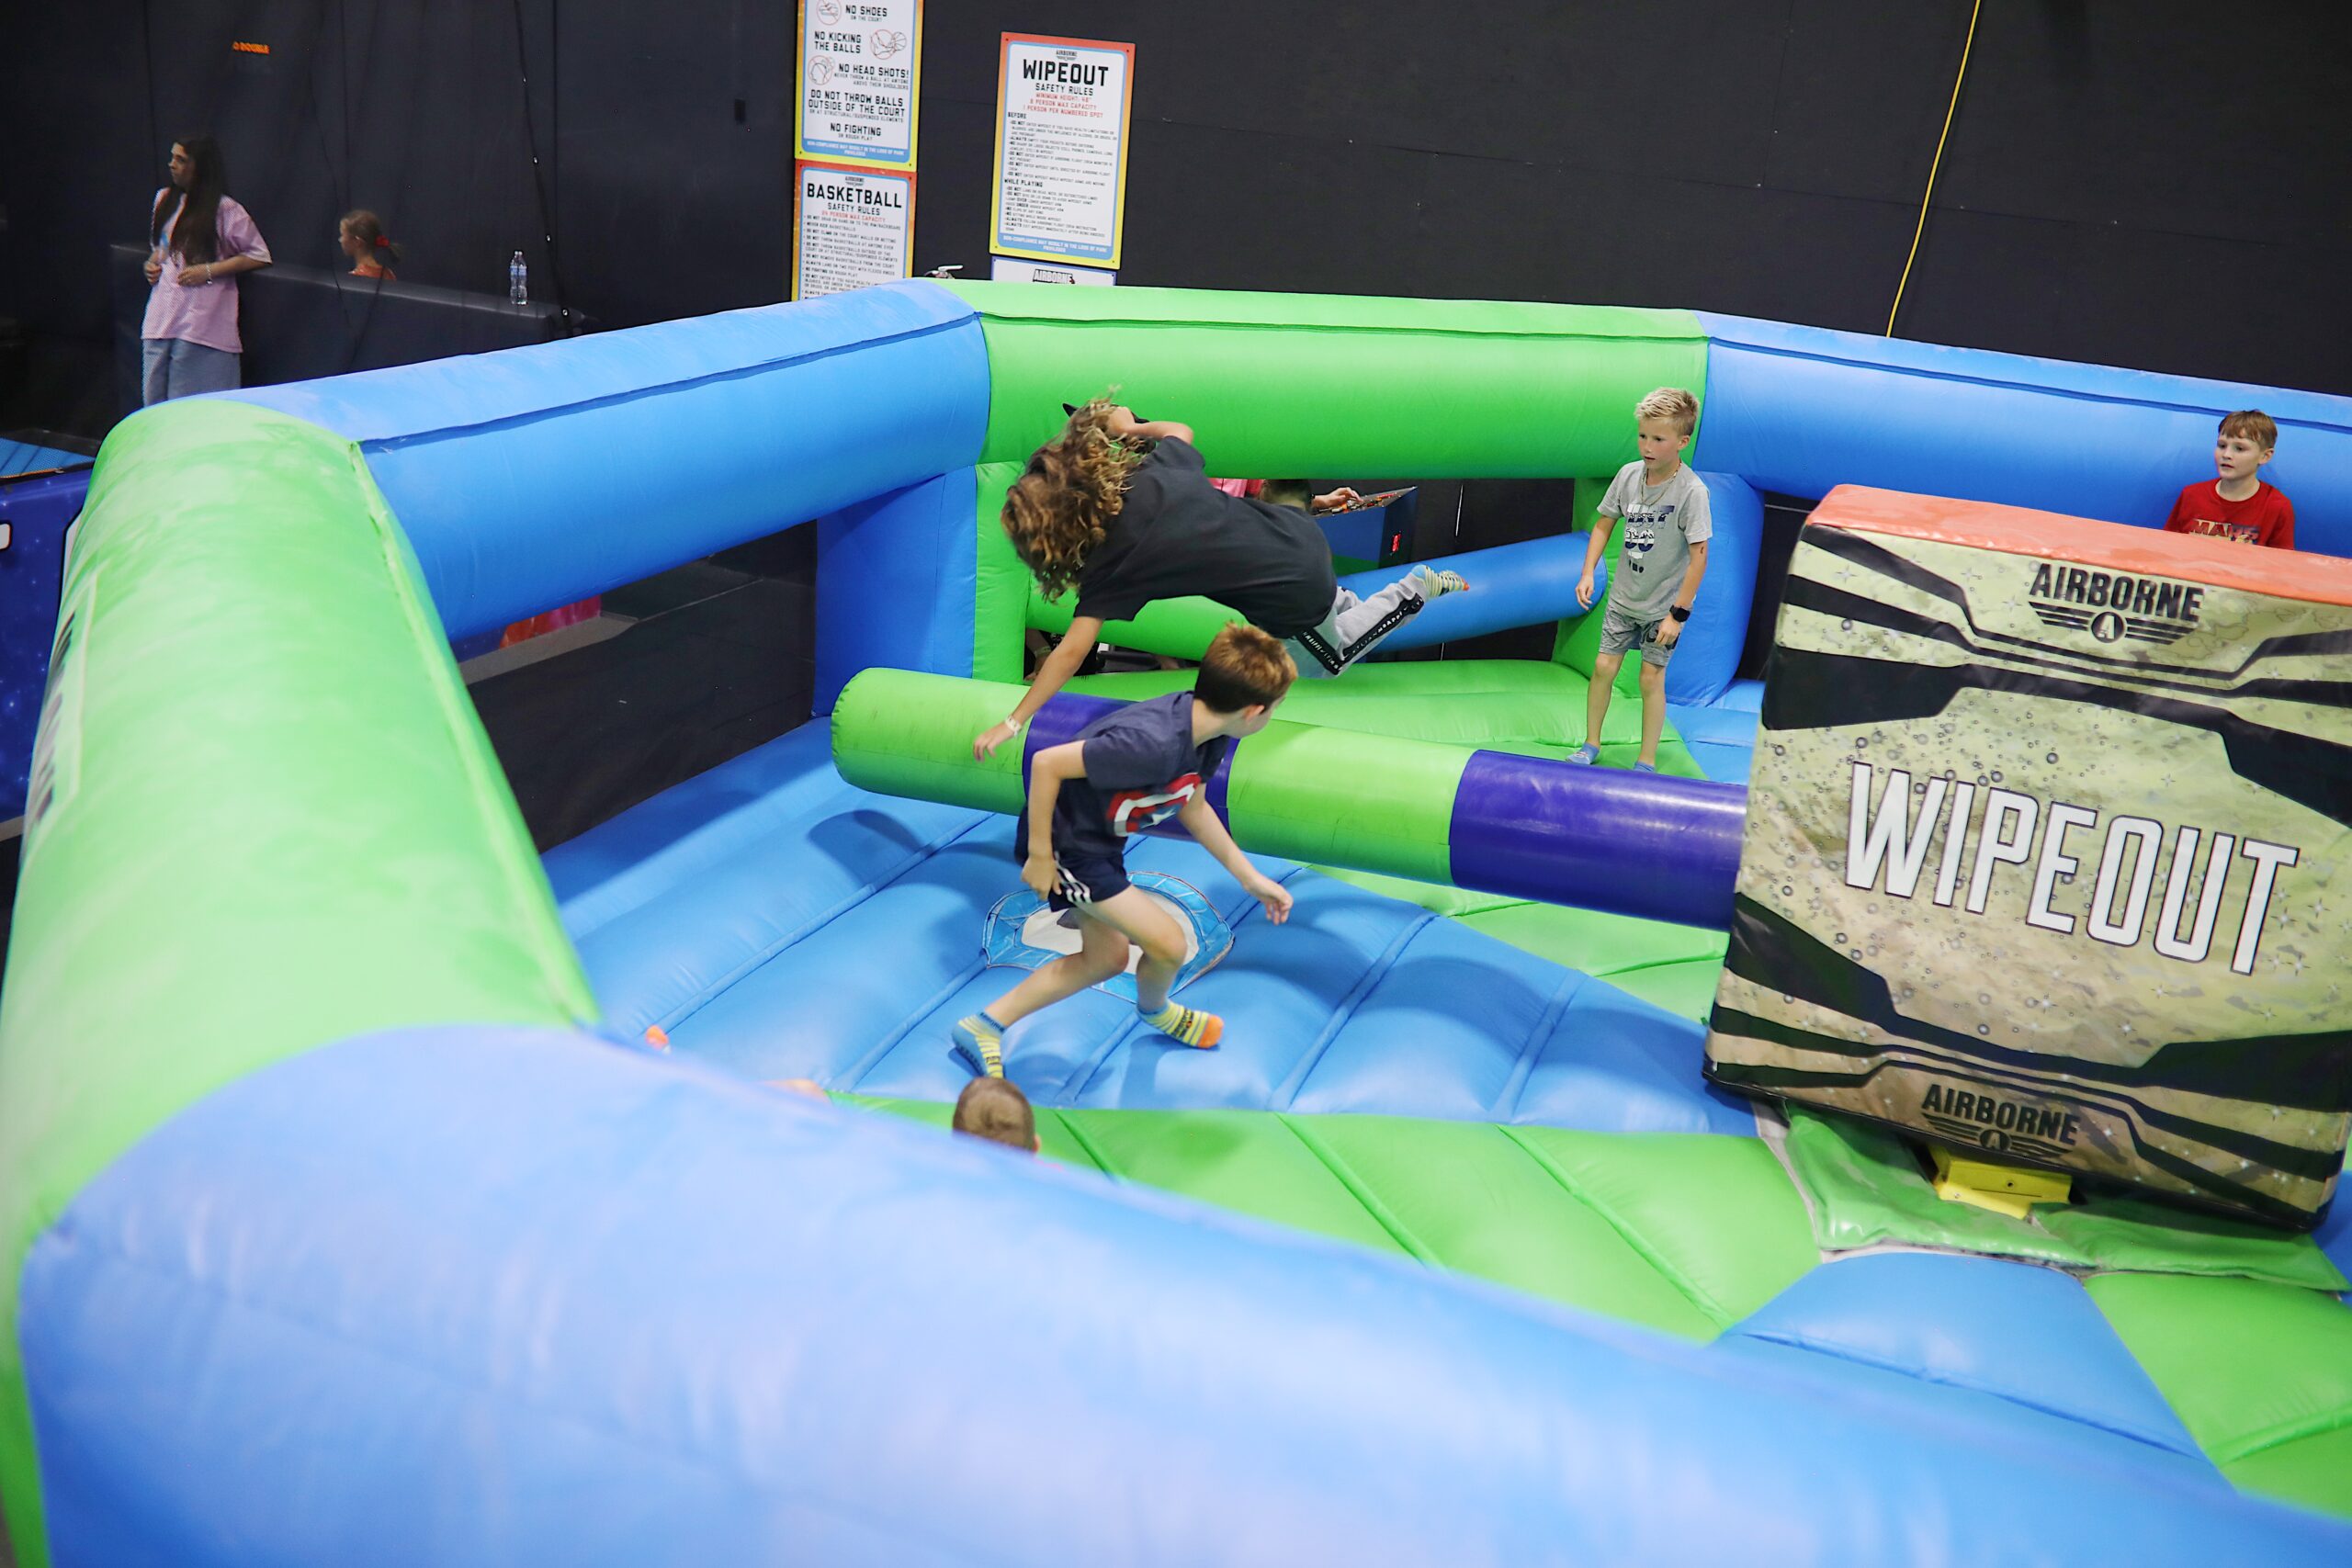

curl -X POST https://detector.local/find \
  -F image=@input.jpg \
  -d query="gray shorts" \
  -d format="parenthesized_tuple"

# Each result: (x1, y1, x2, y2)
(1598, 604, 1676, 667)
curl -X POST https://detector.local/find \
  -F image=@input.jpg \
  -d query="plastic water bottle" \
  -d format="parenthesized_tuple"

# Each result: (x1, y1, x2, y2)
(509, 252, 528, 306)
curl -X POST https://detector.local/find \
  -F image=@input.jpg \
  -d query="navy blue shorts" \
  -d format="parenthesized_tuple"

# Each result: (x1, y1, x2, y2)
(1029, 848, 1131, 912)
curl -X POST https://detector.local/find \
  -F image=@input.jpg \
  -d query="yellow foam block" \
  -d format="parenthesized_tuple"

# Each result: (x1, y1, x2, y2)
(1930, 1145, 2074, 1202)
(1933, 1176, 2039, 1221)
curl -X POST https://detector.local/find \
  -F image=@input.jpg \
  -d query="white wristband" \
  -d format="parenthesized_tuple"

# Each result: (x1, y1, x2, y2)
(1002, 713, 1026, 732)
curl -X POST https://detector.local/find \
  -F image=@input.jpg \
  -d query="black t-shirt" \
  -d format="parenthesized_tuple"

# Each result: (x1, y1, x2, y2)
(1072, 436, 1339, 637)
(1020, 691, 1229, 864)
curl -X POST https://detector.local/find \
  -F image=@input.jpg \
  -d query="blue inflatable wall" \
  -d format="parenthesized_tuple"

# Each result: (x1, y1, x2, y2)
(1667, 472, 1762, 705)
(1695, 313, 2352, 557)
(815, 468, 982, 709)
(224, 283, 989, 641)
(22, 1024, 2346, 1565)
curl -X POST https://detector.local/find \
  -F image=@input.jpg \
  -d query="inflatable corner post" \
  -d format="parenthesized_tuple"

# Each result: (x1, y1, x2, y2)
(1706, 486, 2352, 1227)
(0, 398, 596, 1566)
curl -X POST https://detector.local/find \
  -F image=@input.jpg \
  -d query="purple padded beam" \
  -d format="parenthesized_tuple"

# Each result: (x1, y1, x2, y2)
(1023, 692, 1745, 929)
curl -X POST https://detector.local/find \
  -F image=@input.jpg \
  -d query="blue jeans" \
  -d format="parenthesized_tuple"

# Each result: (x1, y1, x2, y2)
(141, 338, 240, 405)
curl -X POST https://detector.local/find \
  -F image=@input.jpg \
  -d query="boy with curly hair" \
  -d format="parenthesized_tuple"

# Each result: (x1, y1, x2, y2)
(972, 400, 1465, 761)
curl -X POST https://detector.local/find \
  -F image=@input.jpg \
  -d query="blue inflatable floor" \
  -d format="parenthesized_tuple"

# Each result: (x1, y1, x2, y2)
(1669, 676, 1765, 784)
(548, 719, 1754, 1135)
(544, 715, 2352, 1531)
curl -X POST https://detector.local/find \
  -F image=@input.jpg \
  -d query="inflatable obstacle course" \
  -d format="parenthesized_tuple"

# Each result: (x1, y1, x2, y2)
(4, 278, 2351, 1564)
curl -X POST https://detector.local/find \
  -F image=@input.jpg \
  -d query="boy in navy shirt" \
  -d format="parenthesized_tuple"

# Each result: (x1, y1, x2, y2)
(952, 625, 1298, 1078)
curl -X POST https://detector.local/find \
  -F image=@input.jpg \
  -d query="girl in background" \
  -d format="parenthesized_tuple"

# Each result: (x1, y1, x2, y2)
(141, 135, 272, 404)
(338, 209, 401, 281)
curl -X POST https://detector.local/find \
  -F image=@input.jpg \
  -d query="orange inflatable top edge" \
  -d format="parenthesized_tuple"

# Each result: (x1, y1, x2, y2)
(1810, 486, 2352, 607)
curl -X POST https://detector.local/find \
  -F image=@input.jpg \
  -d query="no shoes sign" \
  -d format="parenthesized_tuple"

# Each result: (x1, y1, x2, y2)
(797, 0, 921, 169)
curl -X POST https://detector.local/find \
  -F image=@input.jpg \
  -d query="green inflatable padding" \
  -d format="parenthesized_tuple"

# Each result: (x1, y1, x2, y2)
(845, 1100, 1818, 1344)
(831, 668, 1464, 886)
(0, 400, 596, 1565)
(940, 282, 1707, 477)
(972, 460, 1027, 683)
(1779, 1108, 2348, 1291)
(1068, 659, 1705, 776)
(829, 668, 1030, 816)
(1028, 582, 1241, 660)
(944, 282, 1709, 690)
(1552, 475, 1645, 698)
(2089, 1271, 2352, 1518)
(854, 1096, 2352, 1521)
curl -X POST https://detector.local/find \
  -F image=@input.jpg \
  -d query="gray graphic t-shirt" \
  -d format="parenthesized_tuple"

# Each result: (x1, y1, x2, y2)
(1597, 460, 1713, 624)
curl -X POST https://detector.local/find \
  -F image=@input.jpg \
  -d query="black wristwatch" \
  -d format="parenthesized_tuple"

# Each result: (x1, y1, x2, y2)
(1668, 604, 1691, 623)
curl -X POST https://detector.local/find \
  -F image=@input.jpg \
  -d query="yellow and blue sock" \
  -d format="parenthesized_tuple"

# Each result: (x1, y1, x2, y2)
(1141, 999, 1222, 1050)
(951, 1010, 1010, 1077)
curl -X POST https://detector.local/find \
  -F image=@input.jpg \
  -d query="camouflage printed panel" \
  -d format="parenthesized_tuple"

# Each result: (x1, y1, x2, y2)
(1705, 517, 2352, 1226)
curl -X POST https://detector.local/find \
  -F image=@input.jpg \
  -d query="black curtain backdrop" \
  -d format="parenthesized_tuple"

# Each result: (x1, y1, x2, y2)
(6, 1, 2347, 440)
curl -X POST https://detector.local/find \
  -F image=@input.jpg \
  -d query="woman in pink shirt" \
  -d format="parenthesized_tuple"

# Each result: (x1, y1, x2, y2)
(141, 136, 272, 404)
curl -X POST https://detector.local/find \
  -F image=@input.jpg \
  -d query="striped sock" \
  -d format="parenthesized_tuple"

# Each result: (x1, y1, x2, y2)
(1141, 999, 1223, 1050)
(951, 1010, 1009, 1077)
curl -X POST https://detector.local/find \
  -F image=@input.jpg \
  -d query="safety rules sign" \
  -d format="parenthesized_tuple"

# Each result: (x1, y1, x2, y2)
(991, 33, 1134, 268)
(794, 163, 914, 299)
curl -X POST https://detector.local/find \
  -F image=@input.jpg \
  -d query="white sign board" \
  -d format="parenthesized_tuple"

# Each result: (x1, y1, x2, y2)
(797, 0, 921, 168)
(991, 34, 1134, 267)
(795, 163, 914, 299)
(989, 257, 1115, 286)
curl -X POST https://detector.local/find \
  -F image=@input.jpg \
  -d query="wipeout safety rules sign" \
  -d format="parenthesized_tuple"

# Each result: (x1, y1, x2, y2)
(1703, 486, 2352, 1227)
(794, 164, 914, 299)
(991, 34, 1134, 268)
(797, 0, 921, 168)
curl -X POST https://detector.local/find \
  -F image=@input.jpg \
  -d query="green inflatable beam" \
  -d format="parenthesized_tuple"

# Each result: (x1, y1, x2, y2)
(831, 668, 1747, 925)
(939, 282, 1711, 684)
(0, 400, 596, 1568)
(832, 668, 1464, 885)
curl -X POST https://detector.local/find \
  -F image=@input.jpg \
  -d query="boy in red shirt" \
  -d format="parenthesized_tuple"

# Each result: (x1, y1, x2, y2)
(2164, 410, 2295, 548)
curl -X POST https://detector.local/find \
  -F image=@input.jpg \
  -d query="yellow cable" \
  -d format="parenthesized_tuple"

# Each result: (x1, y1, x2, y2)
(1886, 0, 1984, 336)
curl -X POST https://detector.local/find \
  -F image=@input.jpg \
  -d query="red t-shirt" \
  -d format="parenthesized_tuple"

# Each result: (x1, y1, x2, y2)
(2163, 479, 2295, 548)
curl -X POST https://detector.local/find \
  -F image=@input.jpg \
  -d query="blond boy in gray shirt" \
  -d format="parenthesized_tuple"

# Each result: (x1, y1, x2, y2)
(1571, 388, 1712, 772)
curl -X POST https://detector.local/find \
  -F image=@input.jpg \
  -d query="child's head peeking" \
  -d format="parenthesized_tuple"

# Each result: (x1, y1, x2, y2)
(953, 1076, 1039, 1152)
